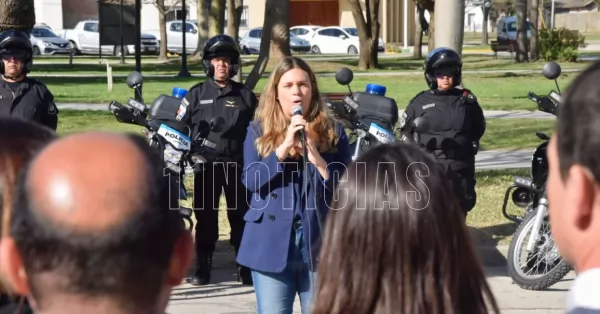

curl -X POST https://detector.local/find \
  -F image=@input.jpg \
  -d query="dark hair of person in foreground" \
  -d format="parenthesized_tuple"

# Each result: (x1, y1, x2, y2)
(9, 133, 188, 312)
(0, 118, 56, 312)
(312, 143, 500, 314)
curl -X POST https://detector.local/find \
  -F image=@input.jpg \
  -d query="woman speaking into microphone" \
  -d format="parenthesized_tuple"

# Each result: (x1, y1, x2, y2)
(237, 56, 351, 314)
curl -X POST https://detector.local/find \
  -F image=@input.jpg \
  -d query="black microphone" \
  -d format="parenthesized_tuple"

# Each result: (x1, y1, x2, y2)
(291, 104, 309, 163)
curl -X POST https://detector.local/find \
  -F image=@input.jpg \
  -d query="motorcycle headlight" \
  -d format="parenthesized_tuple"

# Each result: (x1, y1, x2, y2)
(511, 187, 532, 208)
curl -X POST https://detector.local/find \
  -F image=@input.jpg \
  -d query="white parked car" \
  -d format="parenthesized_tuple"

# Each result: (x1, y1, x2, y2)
(30, 26, 72, 55)
(290, 25, 322, 41)
(239, 27, 311, 55)
(309, 26, 385, 54)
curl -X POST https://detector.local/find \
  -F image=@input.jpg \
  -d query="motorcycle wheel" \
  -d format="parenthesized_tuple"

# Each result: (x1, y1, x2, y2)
(506, 210, 572, 290)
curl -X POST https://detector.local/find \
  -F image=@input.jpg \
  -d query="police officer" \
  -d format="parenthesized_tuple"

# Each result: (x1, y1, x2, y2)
(400, 47, 486, 217)
(176, 34, 257, 286)
(0, 29, 58, 130)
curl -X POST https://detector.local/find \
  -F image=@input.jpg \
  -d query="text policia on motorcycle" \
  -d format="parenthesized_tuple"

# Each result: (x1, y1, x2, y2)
(175, 34, 258, 286)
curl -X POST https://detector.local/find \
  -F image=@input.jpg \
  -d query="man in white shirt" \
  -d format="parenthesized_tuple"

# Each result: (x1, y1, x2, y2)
(547, 60, 600, 314)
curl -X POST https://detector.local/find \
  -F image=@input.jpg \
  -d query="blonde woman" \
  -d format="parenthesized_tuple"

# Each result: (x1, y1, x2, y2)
(236, 56, 352, 314)
(0, 118, 56, 314)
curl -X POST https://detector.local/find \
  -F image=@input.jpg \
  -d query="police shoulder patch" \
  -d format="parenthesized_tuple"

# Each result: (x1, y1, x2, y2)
(48, 103, 57, 115)
(399, 111, 409, 129)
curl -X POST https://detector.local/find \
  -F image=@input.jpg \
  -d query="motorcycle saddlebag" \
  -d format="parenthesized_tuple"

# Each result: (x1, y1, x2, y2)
(351, 92, 399, 133)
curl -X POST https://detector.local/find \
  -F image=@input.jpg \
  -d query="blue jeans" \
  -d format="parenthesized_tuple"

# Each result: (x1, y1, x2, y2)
(251, 223, 317, 314)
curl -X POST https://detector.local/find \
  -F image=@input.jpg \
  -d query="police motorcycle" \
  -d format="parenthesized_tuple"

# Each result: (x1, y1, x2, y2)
(326, 67, 400, 161)
(108, 71, 224, 231)
(502, 61, 570, 291)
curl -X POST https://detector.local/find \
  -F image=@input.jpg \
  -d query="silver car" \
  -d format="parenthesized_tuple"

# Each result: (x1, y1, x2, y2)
(239, 27, 311, 55)
(30, 26, 72, 55)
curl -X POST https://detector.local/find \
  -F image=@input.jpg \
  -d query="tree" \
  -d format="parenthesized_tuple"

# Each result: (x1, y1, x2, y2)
(413, 2, 429, 58)
(529, 0, 539, 60)
(244, 0, 290, 90)
(208, 0, 226, 37)
(147, 0, 182, 60)
(515, 0, 528, 62)
(434, 0, 465, 55)
(226, 0, 244, 82)
(348, 0, 381, 70)
(194, 0, 209, 56)
(413, 0, 435, 52)
(0, 0, 35, 33)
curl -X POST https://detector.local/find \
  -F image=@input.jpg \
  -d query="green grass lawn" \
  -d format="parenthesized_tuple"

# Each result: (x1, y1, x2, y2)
(44, 70, 576, 111)
(29, 53, 595, 76)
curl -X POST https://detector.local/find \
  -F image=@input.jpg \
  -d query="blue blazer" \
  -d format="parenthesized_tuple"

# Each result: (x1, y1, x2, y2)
(236, 120, 351, 273)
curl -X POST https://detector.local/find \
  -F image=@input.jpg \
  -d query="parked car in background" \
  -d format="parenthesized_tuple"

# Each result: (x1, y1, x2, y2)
(290, 25, 322, 41)
(144, 20, 198, 55)
(239, 27, 311, 55)
(309, 26, 385, 54)
(57, 20, 159, 56)
(30, 25, 72, 55)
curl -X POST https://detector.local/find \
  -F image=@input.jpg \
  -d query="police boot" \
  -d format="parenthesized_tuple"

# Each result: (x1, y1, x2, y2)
(235, 246, 253, 286)
(187, 251, 213, 286)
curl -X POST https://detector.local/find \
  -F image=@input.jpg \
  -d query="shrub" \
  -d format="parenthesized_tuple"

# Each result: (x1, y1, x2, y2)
(539, 27, 587, 62)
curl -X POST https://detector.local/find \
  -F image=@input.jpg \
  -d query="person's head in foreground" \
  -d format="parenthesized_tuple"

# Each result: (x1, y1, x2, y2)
(0, 118, 56, 296)
(548, 60, 600, 278)
(254, 55, 337, 158)
(0, 132, 194, 314)
(312, 143, 500, 314)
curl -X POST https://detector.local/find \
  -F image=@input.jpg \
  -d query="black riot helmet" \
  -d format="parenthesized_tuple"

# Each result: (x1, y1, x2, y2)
(201, 34, 241, 79)
(0, 29, 34, 76)
(423, 47, 462, 89)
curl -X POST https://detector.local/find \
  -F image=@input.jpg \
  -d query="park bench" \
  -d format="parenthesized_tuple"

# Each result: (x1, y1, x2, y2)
(490, 40, 515, 59)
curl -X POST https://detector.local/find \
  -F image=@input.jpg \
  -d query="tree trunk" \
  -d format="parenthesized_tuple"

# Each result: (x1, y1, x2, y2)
(348, 0, 381, 70)
(434, 0, 465, 55)
(482, 7, 489, 45)
(227, 0, 244, 82)
(529, 0, 539, 61)
(413, 5, 423, 58)
(245, 0, 291, 89)
(209, 0, 226, 37)
(156, 0, 169, 60)
(427, 10, 435, 51)
(194, 0, 209, 56)
(515, 0, 528, 62)
(268, 0, 290, 63)
(0, 0, 35, 34)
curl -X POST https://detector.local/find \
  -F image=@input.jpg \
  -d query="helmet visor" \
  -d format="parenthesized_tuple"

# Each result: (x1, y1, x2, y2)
(0, 49, 29, 61)
(432, 66, 456, 77)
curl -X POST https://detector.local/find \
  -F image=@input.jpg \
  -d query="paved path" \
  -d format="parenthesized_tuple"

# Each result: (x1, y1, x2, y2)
(165, 264, 573, 314)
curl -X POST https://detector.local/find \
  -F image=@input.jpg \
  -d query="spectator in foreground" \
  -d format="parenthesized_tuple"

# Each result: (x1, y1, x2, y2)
(0, 118, 56, 314)
(547, 60, 600, 313)
(0, 132, 193, 314)
(311, 143, 500, 314)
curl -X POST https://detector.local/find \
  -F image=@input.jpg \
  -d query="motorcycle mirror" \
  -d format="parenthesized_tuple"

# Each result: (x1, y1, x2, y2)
(413, 117, 430, 134)
(335, 67, 354, 86)
(126, 71, 143, 89)
(542, 62, 561, 80)
(210, 117, 226, 132)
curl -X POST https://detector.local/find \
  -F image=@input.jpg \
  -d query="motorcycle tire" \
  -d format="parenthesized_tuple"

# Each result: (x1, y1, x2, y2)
(506, 210, 572, 290)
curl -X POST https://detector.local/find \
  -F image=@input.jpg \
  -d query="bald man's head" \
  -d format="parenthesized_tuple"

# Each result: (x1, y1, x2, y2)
(9, 131, 187, 311)
(26, 132, 151, 233)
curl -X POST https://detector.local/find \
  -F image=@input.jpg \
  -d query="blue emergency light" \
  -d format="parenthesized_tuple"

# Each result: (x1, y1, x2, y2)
(365, 84, 387, 96)
(172, 87, 188, 99)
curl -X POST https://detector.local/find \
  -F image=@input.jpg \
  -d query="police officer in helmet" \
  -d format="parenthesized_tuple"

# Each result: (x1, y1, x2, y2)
(400, 47, 486, 217)
(176, 34, 257, 286)
(0, 29, 59, 130)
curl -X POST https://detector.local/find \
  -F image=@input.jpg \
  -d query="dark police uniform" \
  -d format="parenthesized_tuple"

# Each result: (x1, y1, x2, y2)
(400, 87, 486, 214)
(0, 77, 59, 130)
(177, 77, 258, 282)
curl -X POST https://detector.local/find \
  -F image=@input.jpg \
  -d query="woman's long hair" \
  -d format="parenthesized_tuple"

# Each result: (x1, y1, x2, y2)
(254, 56, 338, 158)
(312, 143, 500, 314)
(0, 118, 57, 294)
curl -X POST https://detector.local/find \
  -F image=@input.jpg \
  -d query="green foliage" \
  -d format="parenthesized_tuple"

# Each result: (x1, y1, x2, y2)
(539, 27, 587, 62)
